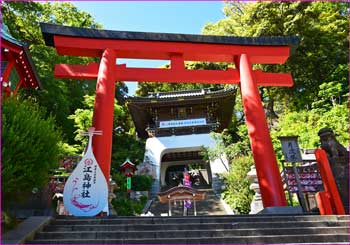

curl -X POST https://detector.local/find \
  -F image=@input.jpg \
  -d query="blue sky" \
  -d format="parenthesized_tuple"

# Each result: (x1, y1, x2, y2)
(71, 1, 225, 94)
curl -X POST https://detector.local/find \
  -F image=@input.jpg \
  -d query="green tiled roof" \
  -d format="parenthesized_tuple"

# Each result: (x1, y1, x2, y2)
(2, 24, 25, 47)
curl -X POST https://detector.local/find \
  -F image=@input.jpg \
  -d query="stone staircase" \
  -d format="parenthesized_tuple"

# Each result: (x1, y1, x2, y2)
(27, 214, 349, 244)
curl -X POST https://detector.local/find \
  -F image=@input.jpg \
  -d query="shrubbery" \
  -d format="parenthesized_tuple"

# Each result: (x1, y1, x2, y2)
(2, 98, 63, 205)
(221, 156, 254, 214)
(132, 175, 153, 191)
(111, 172, 153, 215)
(111, 193, 147, 216)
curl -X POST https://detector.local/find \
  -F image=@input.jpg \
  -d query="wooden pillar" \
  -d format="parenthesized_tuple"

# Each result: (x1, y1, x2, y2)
(92, 48, 116, 182)
(238, 54, 287, 207)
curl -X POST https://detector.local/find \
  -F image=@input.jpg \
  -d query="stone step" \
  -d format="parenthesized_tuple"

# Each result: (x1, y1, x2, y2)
(35, 227, 348, 240)
(27, 215, 350, 244)
(52, 215, 348, 225)
(43, 220, 349, 232)
(27, 233, 350, 244)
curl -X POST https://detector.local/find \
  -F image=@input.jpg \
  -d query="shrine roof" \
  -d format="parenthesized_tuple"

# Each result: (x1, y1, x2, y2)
(127, 87, 236, 102)
(40, 23, 299, 51)
(2, 25, 24, 47)
(2, 25, 43, 90)
(127, 87, 236, 139)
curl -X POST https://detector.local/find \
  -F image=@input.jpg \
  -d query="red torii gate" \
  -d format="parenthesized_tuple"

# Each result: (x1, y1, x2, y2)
(41, 23, 299, 208)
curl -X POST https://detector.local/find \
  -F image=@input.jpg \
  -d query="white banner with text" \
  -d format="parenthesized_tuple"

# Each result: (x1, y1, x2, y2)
(159, 118, 207, 128)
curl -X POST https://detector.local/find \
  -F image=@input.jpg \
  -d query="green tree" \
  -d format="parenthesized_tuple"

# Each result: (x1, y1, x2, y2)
(202, 2, 348, 213)
(2, 2, 102, 143)
(271, 104, 349, 162)
(68, 94, 145, 172)
(203, 2, 349, 113)
(221, 156, 254, 214)
(2, 98, 63, 204)
(68, 94, 125, 149)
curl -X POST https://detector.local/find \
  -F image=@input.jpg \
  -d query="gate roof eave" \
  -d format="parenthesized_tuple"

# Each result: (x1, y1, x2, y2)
(40, 23, 299, 49)
(40, 23, 299, 64)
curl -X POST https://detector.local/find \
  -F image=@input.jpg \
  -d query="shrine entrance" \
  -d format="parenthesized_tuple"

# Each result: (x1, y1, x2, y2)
(40, 23, 299, 208)
(162, 151, 212, 191)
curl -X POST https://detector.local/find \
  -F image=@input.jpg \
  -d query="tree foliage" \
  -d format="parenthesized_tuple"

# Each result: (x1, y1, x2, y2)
(2, 2, 102, 143)
(2, 98, 63, 204)
(110, 173, 150, 216)
(68, 95, 125, 149)
(202, 2, 348, 213)
(271, 104, 349, 162)
(68, 94, 145, 171)
(221, 156, 254, 214)
(203, 2, 349, 113)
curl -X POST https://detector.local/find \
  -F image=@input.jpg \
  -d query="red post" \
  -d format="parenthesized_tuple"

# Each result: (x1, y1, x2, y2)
(238, 54, 287, 207)
(315, 149, 345, 214)
(92, 48, 116, 182)
(316, 191, 333, 215)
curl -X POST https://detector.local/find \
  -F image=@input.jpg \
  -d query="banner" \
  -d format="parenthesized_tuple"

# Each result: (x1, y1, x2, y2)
(159, 118, 206, 128)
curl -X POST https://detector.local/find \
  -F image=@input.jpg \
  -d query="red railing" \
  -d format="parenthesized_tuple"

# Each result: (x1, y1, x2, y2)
(315, 149, 345, 215)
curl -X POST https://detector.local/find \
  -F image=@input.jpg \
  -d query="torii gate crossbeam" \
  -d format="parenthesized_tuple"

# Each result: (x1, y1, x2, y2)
(41, 23, 299, 208)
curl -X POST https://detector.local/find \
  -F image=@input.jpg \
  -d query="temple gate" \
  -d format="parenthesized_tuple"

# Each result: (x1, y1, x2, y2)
(40, 23, 299, 208)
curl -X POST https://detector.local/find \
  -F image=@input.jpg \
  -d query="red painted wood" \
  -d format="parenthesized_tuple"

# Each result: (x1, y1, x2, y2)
(2, 40, 40, 90)
(55, 63, 99, 80)
(55, 63, 240, 83)
(2, 39, 22, 54)
(170, 53, 185, 70)
(115, 66, 240, 83)
(53, 36, 290, 64)
(315, 149, 345, 215)
(2, 58, 15, 82)
(13, 78, 24, 96)
(316, 192, 333, 215)
(55, 63, 293, 86)
(91, 49, 117, 182)
(238, 54, 287, 207)
(254, 69, 293, 87)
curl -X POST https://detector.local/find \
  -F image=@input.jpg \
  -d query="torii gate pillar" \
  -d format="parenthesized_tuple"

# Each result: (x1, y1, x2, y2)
(92, 48, 116, 182)
(238, 54, 287, 207)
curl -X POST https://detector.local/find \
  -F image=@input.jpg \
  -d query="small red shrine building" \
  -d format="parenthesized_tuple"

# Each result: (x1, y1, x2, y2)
(1, 25, 42, 96)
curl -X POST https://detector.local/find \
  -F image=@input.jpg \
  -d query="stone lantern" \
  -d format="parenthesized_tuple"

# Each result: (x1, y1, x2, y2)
(247, 166, 263, 214)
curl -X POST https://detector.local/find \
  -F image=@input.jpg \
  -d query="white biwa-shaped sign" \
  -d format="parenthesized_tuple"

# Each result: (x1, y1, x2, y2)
(63, 127, 108, 216)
